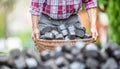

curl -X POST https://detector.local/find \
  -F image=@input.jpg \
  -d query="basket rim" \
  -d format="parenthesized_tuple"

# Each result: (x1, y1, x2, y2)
(35, 38, 95, 52)
(35, 38, 95, 42)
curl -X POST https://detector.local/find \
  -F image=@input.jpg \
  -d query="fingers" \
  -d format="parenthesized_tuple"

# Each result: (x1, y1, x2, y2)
(32, 33, 35, 42)
(32, 28, 39, 42)
(32, 33, 39, 42)
(36, 33, 39, 39)
(92, 32, 98, 40)
(91, 27, 98, 41)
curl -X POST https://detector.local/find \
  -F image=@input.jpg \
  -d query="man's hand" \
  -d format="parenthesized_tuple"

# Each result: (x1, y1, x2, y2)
(32, 28, 39, 42)
(91, 26, 98, 40)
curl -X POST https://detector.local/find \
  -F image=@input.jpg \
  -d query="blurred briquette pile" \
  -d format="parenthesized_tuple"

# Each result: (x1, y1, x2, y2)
(0, 42, 120, 69)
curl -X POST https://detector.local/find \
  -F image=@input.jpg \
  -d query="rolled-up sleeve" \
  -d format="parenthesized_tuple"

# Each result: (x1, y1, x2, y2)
(29, 0, 45, 15)
(82, 0, 97, 10)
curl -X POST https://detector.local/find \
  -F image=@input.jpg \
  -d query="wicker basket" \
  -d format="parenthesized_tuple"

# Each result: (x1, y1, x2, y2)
(35, 38, 95, 52)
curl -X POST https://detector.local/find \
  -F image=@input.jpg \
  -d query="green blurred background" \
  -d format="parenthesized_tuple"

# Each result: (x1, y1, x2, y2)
(0, 0, 32, 54)
(0, 0, 120, 54)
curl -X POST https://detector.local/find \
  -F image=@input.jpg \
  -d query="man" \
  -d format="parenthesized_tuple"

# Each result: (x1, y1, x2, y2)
(30, 0, 98, 42)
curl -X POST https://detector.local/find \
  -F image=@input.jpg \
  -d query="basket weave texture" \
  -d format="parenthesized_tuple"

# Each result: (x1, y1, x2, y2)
(35, 38, 94, 52)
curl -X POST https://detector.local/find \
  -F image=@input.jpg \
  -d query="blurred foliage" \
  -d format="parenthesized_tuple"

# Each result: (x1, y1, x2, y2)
(0, 0, 17, 38)
(0, 12, 5, 38)
(0, 0, 17, 11)
(98, 0, 109, 12)
(107, 0, 120, 45)
(0, 0, 30, 48)
(17, 31, 33, 49)
(0, 0, 33, 49)
(98, 0, 120, 45)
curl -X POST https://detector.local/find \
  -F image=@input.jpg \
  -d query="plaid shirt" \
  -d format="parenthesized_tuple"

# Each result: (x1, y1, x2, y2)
(30, 0, 97, 19)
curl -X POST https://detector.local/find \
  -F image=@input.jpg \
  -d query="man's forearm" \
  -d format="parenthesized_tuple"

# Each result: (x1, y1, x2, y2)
(31, 14, 39, 30)
(86, 8, 98, 40)
(87, 8, 97, 27)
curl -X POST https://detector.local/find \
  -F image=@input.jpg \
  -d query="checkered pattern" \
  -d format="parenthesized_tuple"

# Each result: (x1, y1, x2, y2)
(30, 0, 97, 19)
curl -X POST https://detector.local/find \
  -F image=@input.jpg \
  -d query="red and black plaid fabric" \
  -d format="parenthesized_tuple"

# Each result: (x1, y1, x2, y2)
(30, 0, 97, 19)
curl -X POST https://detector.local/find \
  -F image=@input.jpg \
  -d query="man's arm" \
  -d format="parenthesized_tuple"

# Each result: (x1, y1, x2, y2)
(30, 0, 40, 41)
(31, 15, 39, 41)
(82, 0, 98, 40)
(87, 8, 98, 40)
(30, 0, 45, 41)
